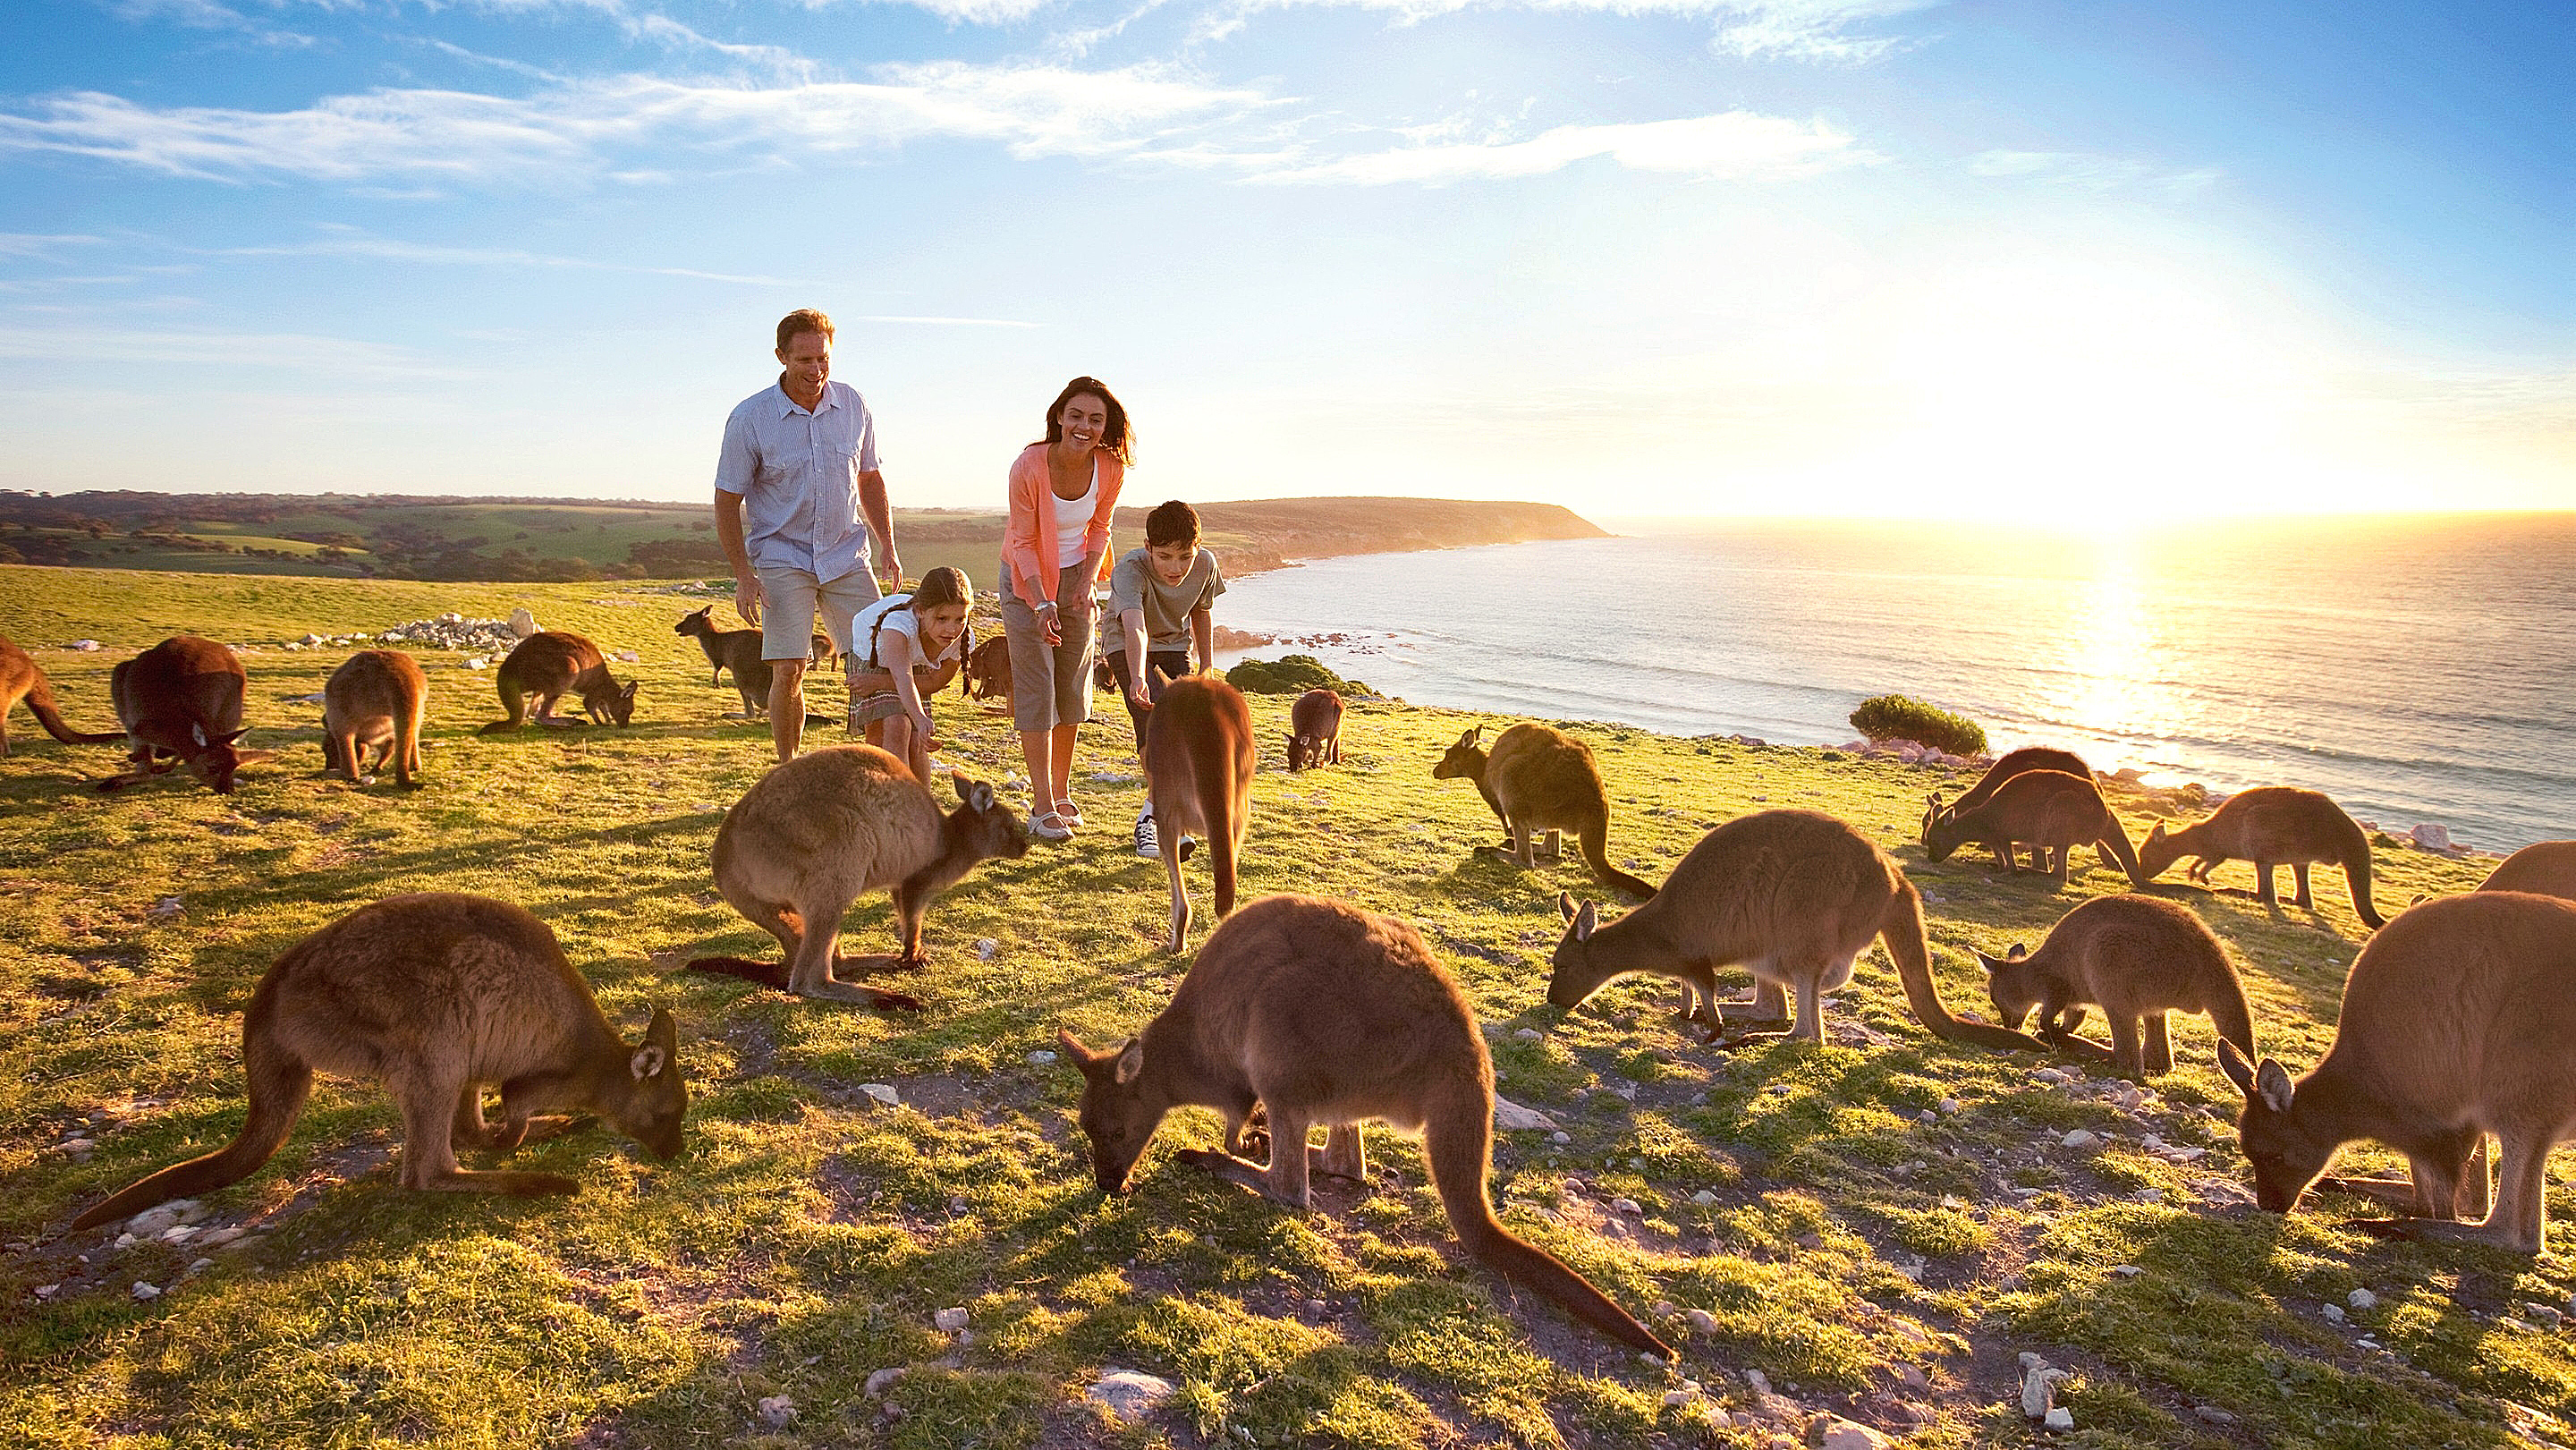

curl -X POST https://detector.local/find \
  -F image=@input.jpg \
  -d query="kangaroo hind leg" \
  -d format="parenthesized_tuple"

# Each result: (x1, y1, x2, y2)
(400, 1069, 576, 1195)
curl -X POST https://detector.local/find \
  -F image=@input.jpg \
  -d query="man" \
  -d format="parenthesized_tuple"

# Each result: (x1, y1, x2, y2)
(715, 309, 902, 762)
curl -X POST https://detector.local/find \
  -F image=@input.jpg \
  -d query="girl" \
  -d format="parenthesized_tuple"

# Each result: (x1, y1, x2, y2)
(845, 565, 973, 783)
(999, 377, 1129, 841)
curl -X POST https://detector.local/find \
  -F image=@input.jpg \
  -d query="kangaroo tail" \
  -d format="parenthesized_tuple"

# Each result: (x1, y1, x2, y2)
(683, 955, 792, 989)
(1578, 819, 1659, 901)
(2342, 823, 2385, 929)
(71, 1028, 309, 1231)
(2097, 817, 2148, 889)
(23, 679, 123, 744)
(478, 668, 523, 733)
(1881, 876, 2053, 1052)
(1423, 1075, 1672, 1357)
(1197, 728, 1241, 920)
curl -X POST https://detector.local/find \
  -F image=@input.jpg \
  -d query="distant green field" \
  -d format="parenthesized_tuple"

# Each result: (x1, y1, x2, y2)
(3, 565, 2555, 1450)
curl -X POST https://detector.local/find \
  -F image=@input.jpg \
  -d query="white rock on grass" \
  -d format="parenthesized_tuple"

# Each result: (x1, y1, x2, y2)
(131, 1282, 160, 1301)
(1690, 1189, 1720, 1206)
(865, 1368, 906, 1397)
(1814, 1416, 1894, 1450)
(2061, 1129, 2101, 1150)
(2348, 1288, 2378, 1310)
(1026, 1049, 1057, 1065)
(2045, 1406, 2074, 1430)
(1085, 1369, 1175, 1424)
(859, 1083, 901, 1107)
(2322, 1302, 2346, 1325)
(756, 1395, 795, 1428)
(2021, 1363, 2068, 1418)
(1492, 1097, 1560, 1132)
(1686, 1308, 1719, 1335)
(933, 1306, 970, 1333)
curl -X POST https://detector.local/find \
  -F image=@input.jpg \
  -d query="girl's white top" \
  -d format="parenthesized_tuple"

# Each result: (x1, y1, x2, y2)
(853, 592, 964, 669)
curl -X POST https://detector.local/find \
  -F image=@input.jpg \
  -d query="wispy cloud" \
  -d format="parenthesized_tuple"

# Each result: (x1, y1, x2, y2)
(101, 0, 321, 47)
(0, 233, 112, 259)
(0, 325, 467, 377)
(1968, 148, 2222, 193)
(1707, 0, 1936, 63)
(1251, 111, 1879, 185)
(211, 231, 822, 284)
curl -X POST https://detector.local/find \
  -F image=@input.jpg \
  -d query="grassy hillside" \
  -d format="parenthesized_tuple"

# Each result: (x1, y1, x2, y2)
(0, 564, 2563, 1450)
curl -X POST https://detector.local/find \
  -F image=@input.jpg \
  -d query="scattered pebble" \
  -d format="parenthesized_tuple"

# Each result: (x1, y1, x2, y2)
(2322, 1302, 2347, 1325)
(2524, 1302, 2565, 1327)
(2349, 1288, 2378, 1310)
(1026, 1049, 1057, 1065)
(182, 1258, 214, 1277)
(131, 1282, 160, 1301)
(756, 1395, 795, 1428)
(1937, 1098, 1962, 1115)
(1492, 1096, 1560, 1132)
(2194, 1405, 2239, 1425)
(2110, 1264, 2143, 1278)
(1085, 1369, 1175, 1424)
(2044, 1406, 2074, 1430)
(33, 1285, 60, 1300)
(1513, 1027, 1544, 1042)
(1686, 1308, 1719, 1335)
(1549, 1131, 1571, 1144)
(865, 1368, 906, 1397)
(1611, 1198, 1643, 1216)
(859, 1083, 901, 1107)
(1814, 1416, 1894, 1450)
(2061, 1129, 2100, 1150)
(1690, 1189, 1719, 1207)
(933, 1306, 970, 1333)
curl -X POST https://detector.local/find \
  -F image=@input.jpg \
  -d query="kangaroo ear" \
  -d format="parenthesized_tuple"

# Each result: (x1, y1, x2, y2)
(1973, 951, 2001, 975)
(2216, 1039, 2257, 1097)
(1055, 1026, 1096, 1068)
(2145, 822, 2166, 843)
(1113, 1037, 1145, 1085)
(1557, 890, 1577, 922)
(1572, 900, 1597, 942)
(1460, 725, 1483, 747)
(2253, 1057, 2296, 1114)
(2006, 943, 2029, 962)
(631, 1007, 678, 1079)
(191, 722, 208, 746)
(218, 728, 251, 747)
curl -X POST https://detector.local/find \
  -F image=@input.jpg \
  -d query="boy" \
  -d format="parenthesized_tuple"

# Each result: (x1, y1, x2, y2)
(1101, 499, 1225, 857)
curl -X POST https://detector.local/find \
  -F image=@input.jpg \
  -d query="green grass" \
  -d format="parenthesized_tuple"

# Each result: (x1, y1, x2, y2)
(0, 564, 2555, 1449)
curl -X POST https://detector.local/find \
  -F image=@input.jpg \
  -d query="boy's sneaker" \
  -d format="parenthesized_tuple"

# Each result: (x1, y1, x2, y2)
(1134, 811, 1159, 857)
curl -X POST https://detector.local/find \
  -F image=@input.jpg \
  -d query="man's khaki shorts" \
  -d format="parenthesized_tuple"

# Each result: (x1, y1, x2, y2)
(755, 565, 877, 662)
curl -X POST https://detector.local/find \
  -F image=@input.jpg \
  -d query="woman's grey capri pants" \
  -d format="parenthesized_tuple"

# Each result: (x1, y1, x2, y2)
(999, 559, 1095, 733)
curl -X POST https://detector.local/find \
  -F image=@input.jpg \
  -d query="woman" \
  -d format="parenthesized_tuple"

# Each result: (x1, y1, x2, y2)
(999, 377, 1128, 841)
(843, 565, 973, 783)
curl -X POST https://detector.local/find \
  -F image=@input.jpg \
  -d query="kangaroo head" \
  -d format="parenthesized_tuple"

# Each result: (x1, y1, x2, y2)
(185, 723, 252, 794)
(1431, 725, 1484, 781)
(610, 1007, 688, 1162)
(950, 771, 1030, 862)
(1919, 793, 1951, 850)
(1285, 732, 1309, 772)
(1920, 805, 1966, 863)
(1057, 1028, 1164, 1194)
(1974, 945, 2040, 1031)
(2137, 821, 2180, 878)
(608, 680, 640, 725)
(2216, 1039, 2329, 1213)
(1546, 891, 1614, 1010)
(676, 606, 713, 637)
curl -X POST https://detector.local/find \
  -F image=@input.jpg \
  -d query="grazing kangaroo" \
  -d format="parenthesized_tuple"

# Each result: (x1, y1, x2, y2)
(1974, 895, 2254, 1075)
(1286, 689, 1343, 772)
(2216, 892, 2576, 1251)
(691, 744, 1027, 1007)
(320, 649, 428, 788)
(1922, 769, 2147, 890)
(1551, 809, 2052, 1051)
(1433, 724, 1657, 900)
(0, 633, 123, 757)
(961, 634, 1013, 703)
(1058, 894, 1674, 1357)
(2139, 786, 2384, 929)
(97, 635, 267, 794)
(2479, 842, 2576, 900)
(1144, 676, 1256, 952)
(69, 894, 685, 1230)
(1924, 745, 2097, 872)
(479, 631, 637, 733)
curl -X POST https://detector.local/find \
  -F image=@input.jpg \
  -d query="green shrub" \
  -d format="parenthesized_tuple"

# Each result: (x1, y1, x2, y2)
(1224, 653, 1374, 698)
(1848, 693, 1987, 756)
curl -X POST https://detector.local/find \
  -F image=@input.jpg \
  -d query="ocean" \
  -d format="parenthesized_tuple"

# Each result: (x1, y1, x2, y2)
(1215, 513, 2576, 854)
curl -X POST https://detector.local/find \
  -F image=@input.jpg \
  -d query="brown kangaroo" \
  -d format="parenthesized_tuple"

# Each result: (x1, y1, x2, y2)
(0, 633, 123, 757)
(2479, 841, 2576, 900)
(675, 606, 833, 717)
(479, 631, 637, 733)
(1144, 675, 1255, 953)
(1550, 809, 2052, 1052)
(1973, 894, 2254, 1075)
(1287, 689, 1343, 772)
(2138, 786, 2384, 929)
(1922, 769, 2147, 890)
(69, 894, 685, 1231)
(1057, 893, 1674, 1358)
(961, 633, 1013, 703)
(2216, 892, 2576, 1251)
(97, 635, 267, 794)
(1433, 724, 1657, 900)
(1924, 745, 2097, 872)
(321, 649, 428, 788)
(691, 744, 1028, 1006)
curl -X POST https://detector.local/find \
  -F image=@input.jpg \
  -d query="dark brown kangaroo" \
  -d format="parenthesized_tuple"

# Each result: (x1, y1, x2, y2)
(321, 649, 428, 788)
(2139, 786, 2384, 929)
(97, 635, 266, 794)
(1922, 769, 2147, 890)
(1974, 894, 2254, 1075)
(1924, 745, 2097, 872)
(479, 631, 637, 733)
(1551, 809, 2052, 1052)
(691, 745, 1028, 1006)
(961, 634, 1013, 702)
(2217, 892, 2576, 1251)
(1287, 688, 1343, 772)
(1059, 894, 1673, 1358)
(0, 632, 123, 756)
(1145, 675, 1256, 952)
(70, 894, 685, 1231)
(1433, 723, 1657, 900)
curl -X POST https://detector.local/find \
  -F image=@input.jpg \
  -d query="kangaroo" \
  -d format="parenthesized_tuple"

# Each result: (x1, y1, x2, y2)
(479, 631, 637, 733)
(1144, 675, 1256, 952)
(1551, 809, 2052, 1051)
(675, 606, 774, 717)
(1923, 745, 2097, 872)
(1286, 689, 1343, 772)
(0, 633, 124, 757)
(1922, 769, 2147, 890)
(2479, 841, 2576, 900)
(1433, 724, 1657, 900)
(320, 649, 428, 788)
(1057, 894, 1674, 1357)
(961, 634, 1013, 703)
(690, 744, 1028, 1007)
(2216, 892, 2576, 1251)
(2138, 786, 2384, 929)
(1973, 894, 2254, 1075)
(97, 635, 267, 794)
(68, 894, 685, 1231)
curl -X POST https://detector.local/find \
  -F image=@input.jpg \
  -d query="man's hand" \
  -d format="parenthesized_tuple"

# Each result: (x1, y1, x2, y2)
(877, 549, 903, 591)
(734, 571, 764, 626)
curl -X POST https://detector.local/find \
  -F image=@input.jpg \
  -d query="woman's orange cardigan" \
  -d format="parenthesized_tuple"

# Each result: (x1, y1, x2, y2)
(1000, 442, 1124, 612)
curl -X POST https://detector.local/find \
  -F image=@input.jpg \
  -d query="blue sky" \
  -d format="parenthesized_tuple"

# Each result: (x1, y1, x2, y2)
(1, 0, 2567, 517)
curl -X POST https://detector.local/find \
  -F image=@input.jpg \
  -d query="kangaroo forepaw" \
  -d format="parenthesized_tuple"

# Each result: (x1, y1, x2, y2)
(865, 989, 924, 1012)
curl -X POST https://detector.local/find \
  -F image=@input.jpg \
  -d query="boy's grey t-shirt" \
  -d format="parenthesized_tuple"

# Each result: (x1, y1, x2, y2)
(1099, 547, 1224, 657)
